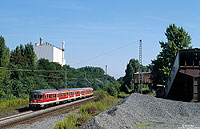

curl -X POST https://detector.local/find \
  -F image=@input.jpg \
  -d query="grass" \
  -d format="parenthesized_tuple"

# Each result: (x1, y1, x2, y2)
(54, 90, 121, 129)
(118, 92, 130, 98)
(134, 122, 154, 129)
(0, 98, 29, 114)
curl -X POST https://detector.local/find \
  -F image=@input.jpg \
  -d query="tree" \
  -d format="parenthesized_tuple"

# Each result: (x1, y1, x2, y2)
(121, 59, 139, 93)
(0, 36, 10, 67)
(10, 43, 37, 69)
(104, 82, 120, 97)
(24, 43, 37, 68)
(151, 24, 192, 87)
(0, 36, 10, 98)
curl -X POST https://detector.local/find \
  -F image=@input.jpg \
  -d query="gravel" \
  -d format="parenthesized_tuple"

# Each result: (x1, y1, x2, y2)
(79, 93, 200, 129)
(8, 109, 79, 129)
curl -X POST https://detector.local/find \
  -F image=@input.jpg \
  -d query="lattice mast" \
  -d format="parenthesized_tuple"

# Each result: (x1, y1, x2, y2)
(139, 40, 143, 93)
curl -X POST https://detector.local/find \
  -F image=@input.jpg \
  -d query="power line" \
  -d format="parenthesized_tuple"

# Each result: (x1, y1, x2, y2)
(0, 67, 61, 72)
(73, 40, 139, 66)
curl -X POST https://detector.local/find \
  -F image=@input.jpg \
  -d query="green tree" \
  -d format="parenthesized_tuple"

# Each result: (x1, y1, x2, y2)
(0, 36, 10, 67)
(121, 59, 139, 93)
(0, 36, 11, 98)
(104, 82, 120, 97)
(24, 43, 37, 68)
(151, 24, 192, 87)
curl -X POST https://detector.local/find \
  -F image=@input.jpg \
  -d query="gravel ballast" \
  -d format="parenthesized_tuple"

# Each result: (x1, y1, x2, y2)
(8, 109, 79, 129)
(79, 93, 200, 129)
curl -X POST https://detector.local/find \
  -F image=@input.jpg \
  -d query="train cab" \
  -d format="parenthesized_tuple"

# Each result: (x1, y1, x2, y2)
(29, 89, 57, 108)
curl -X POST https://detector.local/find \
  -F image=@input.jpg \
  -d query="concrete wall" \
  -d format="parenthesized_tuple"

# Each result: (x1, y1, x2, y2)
(53, 47, 64, 65)
(34, 44, 66, 66)
(34, 45, 53, 62)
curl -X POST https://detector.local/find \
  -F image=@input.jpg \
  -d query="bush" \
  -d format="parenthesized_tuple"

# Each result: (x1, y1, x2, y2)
(104, 82, 120, 97)
(94, 90, 108, 102)
(54, 114, 77, 129)
(0, 98, 29, 113)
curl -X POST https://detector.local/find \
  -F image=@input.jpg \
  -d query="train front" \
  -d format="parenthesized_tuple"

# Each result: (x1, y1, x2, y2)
(29, 90, 44, 109)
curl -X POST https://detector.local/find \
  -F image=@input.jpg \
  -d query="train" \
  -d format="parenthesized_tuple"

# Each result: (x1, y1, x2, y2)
(29, 87, 94, 109)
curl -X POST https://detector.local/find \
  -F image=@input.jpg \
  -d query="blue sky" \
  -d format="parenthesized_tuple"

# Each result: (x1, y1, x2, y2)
(1, 0, 200, 78)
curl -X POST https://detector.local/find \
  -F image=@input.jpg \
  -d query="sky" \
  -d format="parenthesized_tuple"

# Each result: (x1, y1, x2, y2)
(0, 0, 200, 79)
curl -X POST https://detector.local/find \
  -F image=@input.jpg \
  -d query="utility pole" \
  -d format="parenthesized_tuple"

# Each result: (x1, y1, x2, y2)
(105, 65, 107, 75)
(65, 66, 67, 87)
(139, 40, 143, 93)
(85, 71, 91, 84)
(104, 65, 107, 87)
(64, 41, 67, 88)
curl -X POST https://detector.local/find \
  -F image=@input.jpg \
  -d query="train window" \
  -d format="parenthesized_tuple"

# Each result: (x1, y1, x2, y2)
(70, 92, 74, 96)
(66, 93, 68, 96)
(34, 95, 37, 99)
(38, 95, 43, 99)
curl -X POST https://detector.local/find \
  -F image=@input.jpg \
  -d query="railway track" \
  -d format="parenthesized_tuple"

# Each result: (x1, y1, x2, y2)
(0, 96, 94, 129)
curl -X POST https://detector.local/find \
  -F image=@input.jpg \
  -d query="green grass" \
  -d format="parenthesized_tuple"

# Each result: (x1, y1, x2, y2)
(0, 98, 29, 114)
(134, 122, 154, 129)
(118, 92, 130, 98)
(54, 90, 121, 129)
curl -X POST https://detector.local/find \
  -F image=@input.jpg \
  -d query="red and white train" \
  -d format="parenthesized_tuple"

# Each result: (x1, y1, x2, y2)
(29, 87, 93, 109)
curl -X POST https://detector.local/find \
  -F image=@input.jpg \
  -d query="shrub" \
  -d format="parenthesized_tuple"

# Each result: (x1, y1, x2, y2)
(0, 98, 29, 112)
(104, 82, 120, 97)
(54, 114, 77, 129)
(94, 90, 108, 102)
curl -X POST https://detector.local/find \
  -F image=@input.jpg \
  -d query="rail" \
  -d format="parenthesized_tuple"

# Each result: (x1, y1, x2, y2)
(0, 96, 94, 129)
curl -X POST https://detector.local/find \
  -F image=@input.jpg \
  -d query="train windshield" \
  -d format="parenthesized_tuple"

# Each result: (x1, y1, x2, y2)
(30, 93, 43, 99)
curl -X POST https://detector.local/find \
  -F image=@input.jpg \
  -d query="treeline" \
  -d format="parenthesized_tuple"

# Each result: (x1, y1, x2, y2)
(0, 36, 116, 99)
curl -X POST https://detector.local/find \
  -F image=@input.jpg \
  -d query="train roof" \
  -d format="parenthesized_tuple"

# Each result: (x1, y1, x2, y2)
(58, 87, 93, 91)
(30, 89, 57, 93)
(30, 87, 93, 94)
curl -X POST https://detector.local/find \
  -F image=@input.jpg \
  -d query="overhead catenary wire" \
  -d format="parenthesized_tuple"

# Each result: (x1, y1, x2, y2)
(0, 67, 61, 72)
(73, 40, 139, 66)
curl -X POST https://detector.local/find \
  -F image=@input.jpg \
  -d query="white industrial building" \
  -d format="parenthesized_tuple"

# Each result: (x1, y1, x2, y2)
(34, 37, 66, 66)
